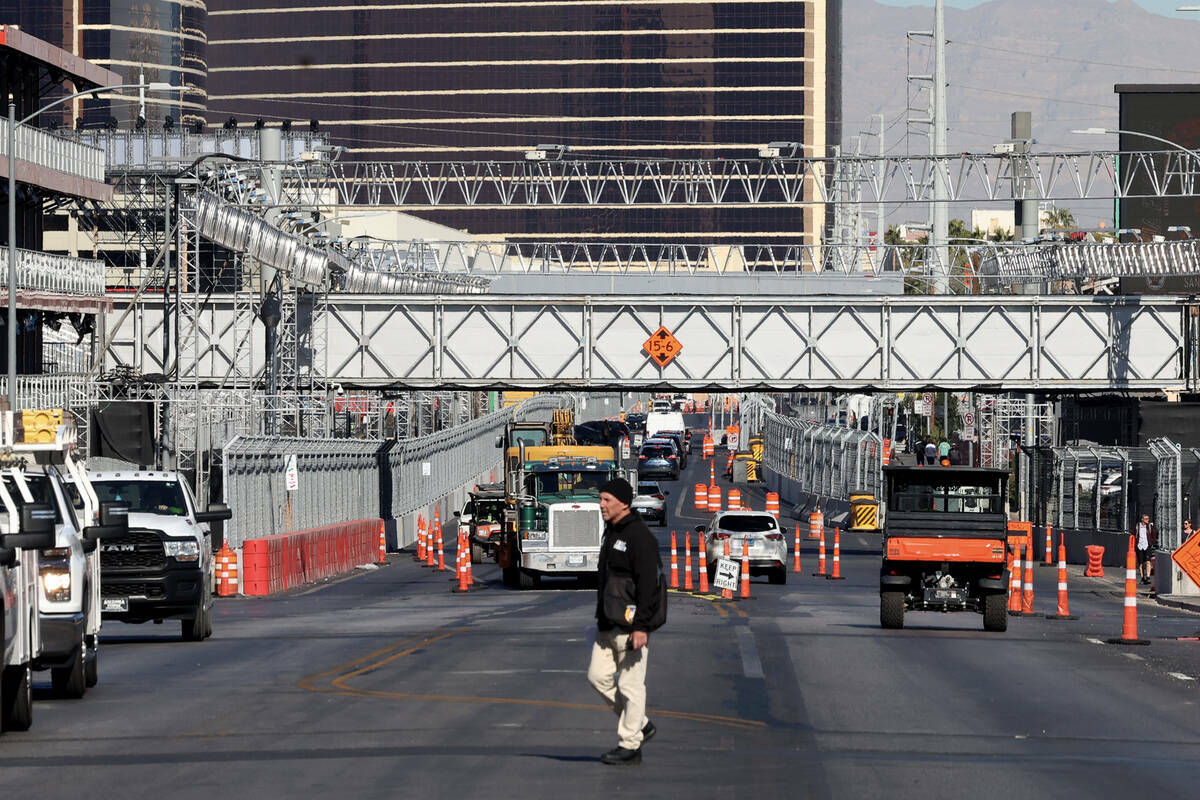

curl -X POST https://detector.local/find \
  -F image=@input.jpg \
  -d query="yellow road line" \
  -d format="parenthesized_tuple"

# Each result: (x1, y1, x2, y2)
(713, 602, 730, 618)
(301, 627, 766, 732)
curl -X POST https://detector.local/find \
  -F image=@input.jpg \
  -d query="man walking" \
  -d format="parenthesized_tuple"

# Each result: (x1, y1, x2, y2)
(588, 477, 663, 765)
(1133, 513, 1157, 585)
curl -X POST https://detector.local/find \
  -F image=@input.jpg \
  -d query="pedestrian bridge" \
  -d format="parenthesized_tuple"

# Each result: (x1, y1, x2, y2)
(108, 293, 1191, 391)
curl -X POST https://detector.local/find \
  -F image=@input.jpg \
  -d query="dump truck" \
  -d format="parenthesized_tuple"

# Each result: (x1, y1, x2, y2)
(879, 466, 1011, 632)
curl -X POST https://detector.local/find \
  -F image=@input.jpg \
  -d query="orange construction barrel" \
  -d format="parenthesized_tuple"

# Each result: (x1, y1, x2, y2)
(1085, 545, 1106, 577)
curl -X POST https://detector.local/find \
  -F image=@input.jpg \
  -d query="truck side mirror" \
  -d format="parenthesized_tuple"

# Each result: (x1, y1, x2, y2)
(694, 525, 706, 533)
(85, 501, 131, 542)
(1, 503, 57, 550)
(495, 434, 504, 448)
(195, 502, 232, 523)
(0, 546, 16, 568)
(453, 510, 461, 518)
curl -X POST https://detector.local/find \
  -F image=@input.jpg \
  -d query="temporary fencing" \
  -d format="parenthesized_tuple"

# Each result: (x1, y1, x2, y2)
(222, 394, 568, 549)
(758, 403, 883, 506)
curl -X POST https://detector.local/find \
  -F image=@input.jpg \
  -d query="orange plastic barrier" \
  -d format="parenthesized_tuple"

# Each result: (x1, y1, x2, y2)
(215, 542, 239, 596)
(727, 489, 742, 510)
(694, 483, 708, 511)
(808, 510, 824, 540)
(243, 518, 379, 596)
(707, 485, 722, 513)
(1085, 545, 1106, 577)
(765, 492, 780, 520)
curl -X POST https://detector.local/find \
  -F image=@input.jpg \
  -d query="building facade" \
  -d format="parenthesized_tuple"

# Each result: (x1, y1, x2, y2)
(0, 0, 207, 128)
(205, 0, 842, 244)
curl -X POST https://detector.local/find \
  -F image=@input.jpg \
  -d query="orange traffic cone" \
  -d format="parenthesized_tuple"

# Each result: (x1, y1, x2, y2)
(426, 511, 439, 567)
(828, 527, 844, 580)
(684, 532, 694, 591)
(416, 515, 427, 562)
(1007, 545, 1023, 616)
(377, 520, 387, 564)
(698, 532, 709, 594)
(793, 524, 802, 574)
(1021, 540, 1037, 615)
(1107, 535, 1150, 645)
(435, 524, 448, 572)
(709, 461, 715, 485)
(1041, 524, 1054, 566)
(1046, 536, 1078, 620)
(739, 538, 751, 599)
(669, 531, 679, 589)
(453, 530, 471, 593)
(722, 538, 734, 600)
(813, 526, 827, 577)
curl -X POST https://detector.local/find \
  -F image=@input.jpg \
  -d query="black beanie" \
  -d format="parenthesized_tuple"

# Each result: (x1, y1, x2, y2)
(600, 477, 634, 506)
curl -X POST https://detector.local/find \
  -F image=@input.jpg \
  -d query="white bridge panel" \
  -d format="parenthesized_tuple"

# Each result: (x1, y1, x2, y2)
(104, 294, 1190, 390)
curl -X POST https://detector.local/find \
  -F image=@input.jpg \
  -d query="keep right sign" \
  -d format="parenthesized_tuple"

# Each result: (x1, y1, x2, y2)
(712, 558, 740, 592)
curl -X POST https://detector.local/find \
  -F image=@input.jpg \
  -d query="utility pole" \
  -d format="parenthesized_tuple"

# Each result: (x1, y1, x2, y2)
(931, 0, 950, 294)
(1012, 112, 1038, 242)
(875, 113, 886, 244)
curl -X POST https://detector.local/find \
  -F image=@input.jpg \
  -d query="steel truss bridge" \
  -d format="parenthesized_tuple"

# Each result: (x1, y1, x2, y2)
(104, 293, 1194, 392)
(207, 150, 1199, 207)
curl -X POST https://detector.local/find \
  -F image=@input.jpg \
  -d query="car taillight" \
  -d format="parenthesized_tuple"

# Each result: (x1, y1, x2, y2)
(667, 454, 677, 460)
(653, 494, 665, 501)
(712, 532, 730, 540)
(639, 455, 647, 460)
(765, 533, 785, 541)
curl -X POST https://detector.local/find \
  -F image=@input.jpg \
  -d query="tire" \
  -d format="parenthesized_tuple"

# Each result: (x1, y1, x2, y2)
(51, 636, 87, 699)
(182, 604, 207, 642)
(880, 591, 905, 629)
(517, 569, 539, 591)
(769, 567, 787, 585)
(983, 592, 1009, 632)
(84, 637, 99, 689)
(471, 543, 485, 564)
(1, 662, 33, 732)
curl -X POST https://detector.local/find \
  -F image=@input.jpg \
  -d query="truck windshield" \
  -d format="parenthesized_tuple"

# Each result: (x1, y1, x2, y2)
(512, 430, 549, 448)
(92, 480, 188, 516)
(890, 476, 1003, 514)
(530, 471, 610, 499)
(473, 501, 504, 524)
(1, 474, 63, 523)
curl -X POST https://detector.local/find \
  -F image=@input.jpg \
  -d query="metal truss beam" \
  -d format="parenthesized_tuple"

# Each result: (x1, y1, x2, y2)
(105, 294, 1192, 391)
(249, 151, 1198, 207)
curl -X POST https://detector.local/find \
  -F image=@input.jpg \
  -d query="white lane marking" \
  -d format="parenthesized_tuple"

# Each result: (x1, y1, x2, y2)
(1122, 653, 1145, 661)
(540, 669, 586, 674)
(1086, 637, 1106, 645)
(1169, 672, 1196, 681)
(449, 669, 528, 675)
(735, 627, 764, 679)
(674, 480, 690, 520)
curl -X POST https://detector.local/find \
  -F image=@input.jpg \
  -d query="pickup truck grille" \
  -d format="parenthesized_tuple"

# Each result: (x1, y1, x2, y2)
(102, 581, 165, 599)
(550, 508, 601, 550)
(100, 528, 166, 571)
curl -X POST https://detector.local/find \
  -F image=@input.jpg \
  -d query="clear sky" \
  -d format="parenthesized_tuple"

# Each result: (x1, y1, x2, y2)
(874, 0, 1200, 18)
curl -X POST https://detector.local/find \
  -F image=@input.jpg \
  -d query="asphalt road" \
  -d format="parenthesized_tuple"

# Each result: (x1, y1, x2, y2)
(2, 438, 1199, 799)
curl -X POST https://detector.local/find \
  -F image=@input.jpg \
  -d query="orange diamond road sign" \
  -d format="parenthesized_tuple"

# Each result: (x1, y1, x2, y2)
(1172, 532, 1200, 589)
(643, 326, 682, 368)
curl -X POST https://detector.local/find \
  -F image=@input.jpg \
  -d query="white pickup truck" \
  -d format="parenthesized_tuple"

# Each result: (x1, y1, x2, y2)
(86, 471, 230, 642)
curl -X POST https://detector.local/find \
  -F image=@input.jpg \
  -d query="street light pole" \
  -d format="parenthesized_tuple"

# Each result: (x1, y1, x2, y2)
(1071, 127, 1199, 158)
(6, 81, 180, 409)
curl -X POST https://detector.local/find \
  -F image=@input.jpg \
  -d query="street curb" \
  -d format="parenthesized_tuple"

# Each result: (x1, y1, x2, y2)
(1149, 594, 1200, 615)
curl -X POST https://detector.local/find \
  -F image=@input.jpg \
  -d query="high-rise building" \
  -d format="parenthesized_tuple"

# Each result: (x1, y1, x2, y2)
(0, 1, 207, 128)
(205, 1, 842, 245)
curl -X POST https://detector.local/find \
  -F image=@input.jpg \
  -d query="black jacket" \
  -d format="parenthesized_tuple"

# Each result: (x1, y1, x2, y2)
(596, 510, 661, 632)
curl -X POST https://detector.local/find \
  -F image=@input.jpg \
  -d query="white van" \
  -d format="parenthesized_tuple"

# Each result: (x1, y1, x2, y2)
(646, 411, 686, 440)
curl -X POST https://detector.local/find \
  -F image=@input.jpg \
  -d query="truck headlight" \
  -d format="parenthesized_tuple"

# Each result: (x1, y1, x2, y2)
(40, 549, 72, 602)
(164, 540, 200, 562)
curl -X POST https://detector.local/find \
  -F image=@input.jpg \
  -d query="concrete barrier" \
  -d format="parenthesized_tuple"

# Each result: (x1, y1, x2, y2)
(242, 518, 380, 596)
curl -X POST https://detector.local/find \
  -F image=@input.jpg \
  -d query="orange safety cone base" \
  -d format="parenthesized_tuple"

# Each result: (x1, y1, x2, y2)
(1105, 635, 1150, 645)
(826, 574, 845, 581)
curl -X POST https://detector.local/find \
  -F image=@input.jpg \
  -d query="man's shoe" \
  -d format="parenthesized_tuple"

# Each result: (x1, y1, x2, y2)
(642, 720, 656, 743)
(600, 746, 642, 765)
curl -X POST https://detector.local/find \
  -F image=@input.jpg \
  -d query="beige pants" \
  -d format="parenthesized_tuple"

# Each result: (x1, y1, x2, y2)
(587, 629, 649, 749)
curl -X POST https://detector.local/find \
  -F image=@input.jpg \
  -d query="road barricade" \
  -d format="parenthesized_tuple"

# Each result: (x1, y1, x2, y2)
(242, 518, 380, 596)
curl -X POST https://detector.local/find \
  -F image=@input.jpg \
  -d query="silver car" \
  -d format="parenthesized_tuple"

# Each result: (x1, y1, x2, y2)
(699, 511, 788, 585)
(632, 481, 668, 527)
